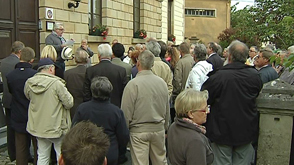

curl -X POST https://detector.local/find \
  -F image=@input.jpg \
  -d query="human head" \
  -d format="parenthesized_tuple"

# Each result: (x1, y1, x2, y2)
(249, 46, 258, 59)
(11, 41, 25, 55)
(228, 41, 249, 63)
(41, 45, 57, 62)
(179, 42, 190, 55)
(207, 42, 218, 55)
(130, 50, 140, 65)
(53, 23, 64, 37)
(127, 46, 135, 57)
(91, 76, 113, 101)
(157, 41, 167, 59)
(20, 47, 35, 63)
(37, 58, 55, 75)
(193, 43, 207, 62)
(59, 121, 110, 165)
(81, 39, 88, 46)
(137, 50, 154, 71)
(190, 44, 196, 55)
(112, 39, 118, 45)
(98, 44, 112, 59)
(74, 50, 88, 64)
(255, 48, 274, 68)
(135, 44, 143, 52)
(146, 41, 161, 57)
(175, 89, 209, 125)
(216, 44, 223, 56)
(166, 47, 180, 68)
(112, 43, 125, 58)
(223, 48, 228, 58)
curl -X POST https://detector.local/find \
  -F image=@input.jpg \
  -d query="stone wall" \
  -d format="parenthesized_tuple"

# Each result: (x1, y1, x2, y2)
(173, 0, 185, 45)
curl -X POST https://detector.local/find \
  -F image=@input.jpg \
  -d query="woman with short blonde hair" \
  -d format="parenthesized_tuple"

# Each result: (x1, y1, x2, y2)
(40, 45, 57, 62)
(168, 89, 214, 165)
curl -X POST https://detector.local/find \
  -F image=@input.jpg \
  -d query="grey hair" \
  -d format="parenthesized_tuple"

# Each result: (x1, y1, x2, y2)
(250, 46, 259, 52)
(91, 76, 113, 101)
(75, 50, 88, 63)
(146, 41, 161, 57)
(54, 23, 64, 31)
(288, 45, 294, 54)
(138, 50, 154, 70)
(38, 64, 54, 72)
(228, 41, 248, 63)
(194, 43, 207, 61)
(98, 44, 112, 58)
(216, 44, 223, 55)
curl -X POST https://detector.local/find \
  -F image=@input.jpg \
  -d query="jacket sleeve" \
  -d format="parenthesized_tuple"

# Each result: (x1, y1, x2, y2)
(167, 70, 173, 99)
(121, 83, 137, 129)
(201, 75, 222, 105)
(24, 81, 30, 100)
(186, 138, 207, 165)
(187, 68, 202, 91)
(165, 96, 170, 131)
(83, 69, 92, 102)
(45, 35, 63, 52)
(87, 47, 94, 57)
(71, 108, 82, 127)
(56, 80, 73, 110)
(116, 110, 130, 155)
(172, 61, 183, 95)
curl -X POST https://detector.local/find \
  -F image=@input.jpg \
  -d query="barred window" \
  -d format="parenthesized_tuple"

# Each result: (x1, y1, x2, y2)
(185, 9, 216, 17)
(89, 0, 102, 29)
(133, 0, 140, 33)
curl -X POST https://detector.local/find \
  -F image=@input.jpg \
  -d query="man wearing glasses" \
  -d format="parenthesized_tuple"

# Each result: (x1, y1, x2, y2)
(246, 46, 259, 66)
(45, 23, 67, 71)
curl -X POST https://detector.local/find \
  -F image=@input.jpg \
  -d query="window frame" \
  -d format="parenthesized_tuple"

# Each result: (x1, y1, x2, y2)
(89, 0, 102, 30)
(185, 8, 216, 18)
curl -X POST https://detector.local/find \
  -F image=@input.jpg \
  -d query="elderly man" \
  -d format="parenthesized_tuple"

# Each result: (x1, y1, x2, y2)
(83, 44, 127, 107)
(24, 58, 73, 165)
(0, 41, 25, 161)
(77, 39, 94, 67)
(185, 43, 212, 90)
(246, 46, 259, 66)
(121, 50, 170, 165)
(64, 50, 88, 119)
(254, 49, 278, 84)
(280, 45, 294, 85)
(146, 40, 173, 98)
(201, 41, 263, 165)
(73, 77, 129, 165)
(111, 43, 132, 81)
(206, 42, 224, 76)
(59, 121, 110, 165)
(6, 47, 37, 165)
(45, 23, 68, 71)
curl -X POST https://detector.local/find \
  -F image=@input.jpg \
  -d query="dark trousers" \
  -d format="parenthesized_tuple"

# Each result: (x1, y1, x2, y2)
(15, 132, 38, 165)
(5, 108, 16, 161)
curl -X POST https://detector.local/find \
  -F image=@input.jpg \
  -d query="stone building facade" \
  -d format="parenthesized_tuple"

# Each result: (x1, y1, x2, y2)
(185, 0, 231, 44)
(38, 0, 185, 64)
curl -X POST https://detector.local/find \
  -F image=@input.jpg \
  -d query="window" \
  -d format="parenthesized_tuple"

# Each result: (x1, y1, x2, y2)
(89, 0, 102, 29)
(133, 0, 140, 33)
(185, 9, 216, 17)
(168, 0, 173, 37)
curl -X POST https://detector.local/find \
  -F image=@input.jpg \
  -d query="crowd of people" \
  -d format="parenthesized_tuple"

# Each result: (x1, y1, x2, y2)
(1, 22, 293, 165)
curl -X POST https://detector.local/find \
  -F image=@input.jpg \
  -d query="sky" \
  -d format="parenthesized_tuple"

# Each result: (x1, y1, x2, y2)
(231, 0, 255, 10)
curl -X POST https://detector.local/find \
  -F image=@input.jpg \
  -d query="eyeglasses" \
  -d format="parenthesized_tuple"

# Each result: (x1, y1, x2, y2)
(57, 28, 64, 31)
(249, 50, 256, 53)
(191, 105, 210, 114)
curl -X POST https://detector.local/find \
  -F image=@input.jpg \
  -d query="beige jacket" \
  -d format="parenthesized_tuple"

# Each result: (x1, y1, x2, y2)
(151, 57, 173, 98)
(121, 70, 170, 132)
(24, 72, 73, 138)
(173, 54, 195, 95)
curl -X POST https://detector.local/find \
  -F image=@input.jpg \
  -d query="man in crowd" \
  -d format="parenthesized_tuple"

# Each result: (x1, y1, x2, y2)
(25, 58, 73, 164)
(246, 46, 259, 66)
(59, 121, 110, 165)
(64, 50, 88, 119)
(83, 44, 127, 107)
(112, 43, 132, 81)
(206, 42, 224, 76)
(121, 50, 169, 165)
(146, 40, 173, 98)
(201, 41, 263, 165)
(78, 39, 94, 67)
(280, 45, 294, 85)
(45, 23, 67, 71)
(0, 41, 25, 162)
(158, 41, 171, 67)
(6, 47, 37, 165)
(254, 48, 278, 84)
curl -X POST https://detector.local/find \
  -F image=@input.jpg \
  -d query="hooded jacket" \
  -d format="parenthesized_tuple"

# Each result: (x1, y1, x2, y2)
(24, 72, 73, 138)
(185, 61, 213, 91)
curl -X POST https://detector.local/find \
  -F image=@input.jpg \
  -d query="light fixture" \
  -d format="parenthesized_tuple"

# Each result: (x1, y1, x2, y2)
(68, 0, 81, 9)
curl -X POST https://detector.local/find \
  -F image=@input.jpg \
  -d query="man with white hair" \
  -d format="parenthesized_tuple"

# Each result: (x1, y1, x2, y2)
(83, 44, 128, 107)
(45, 22, 67, 71)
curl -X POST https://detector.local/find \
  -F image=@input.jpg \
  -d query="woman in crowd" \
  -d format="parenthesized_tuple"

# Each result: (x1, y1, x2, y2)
(167, 89, 214, 165)
(166, 46, 180, 73)
(130, 50, 140, 78)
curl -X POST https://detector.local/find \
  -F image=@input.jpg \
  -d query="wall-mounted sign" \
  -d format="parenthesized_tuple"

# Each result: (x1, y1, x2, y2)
(46, 8, 54, 19)
(46, 21, 55, 31)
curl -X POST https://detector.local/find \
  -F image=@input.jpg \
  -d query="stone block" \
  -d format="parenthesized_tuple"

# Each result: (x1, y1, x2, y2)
(69, 12, 82, 23)
(128, 22, 133, 29)
(122, 21, 128, 29)
(40, 32, 51, 44)
(75, 24, 89, 34)
(117, 11, 125, 20)
(39, 7, 46, 19)
(111, 27, 118, 36)
(63, 22, 75, 33)
(102, 18, 113, 26)
(74, 2, 88, 14)
(81, 14, 88, 24)
(55, 9, 69, 21)
(117, 28, 125, 36)
(103, 0, 113, 8)
(113, 1, 121, 11)
(41, 0, 63, 9)
(69, 34, 82, 43)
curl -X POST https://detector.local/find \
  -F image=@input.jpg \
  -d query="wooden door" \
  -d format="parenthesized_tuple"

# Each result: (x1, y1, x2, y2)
(0, 0, 39, 60)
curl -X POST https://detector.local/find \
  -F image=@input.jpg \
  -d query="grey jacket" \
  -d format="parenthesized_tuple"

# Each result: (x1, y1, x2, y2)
(0, 54, 20, 108)
(45, 33, 65, 62)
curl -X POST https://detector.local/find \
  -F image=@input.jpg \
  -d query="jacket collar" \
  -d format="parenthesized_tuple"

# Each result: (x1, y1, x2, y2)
(181, 54, 192, 59)
(221, 62, 255, 70)
(15, 62, 32, 69)
(112, 57, 121, 62)
(136, 70, 153, 77)
(154, 57, 161, 61)
(174, 117, 202, 133)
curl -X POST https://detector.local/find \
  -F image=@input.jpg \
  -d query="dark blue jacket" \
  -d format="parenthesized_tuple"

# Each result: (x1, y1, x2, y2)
(258, 64, 279, 84)
(6, 62, 37, 133)
(72, 99, 129, 164)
